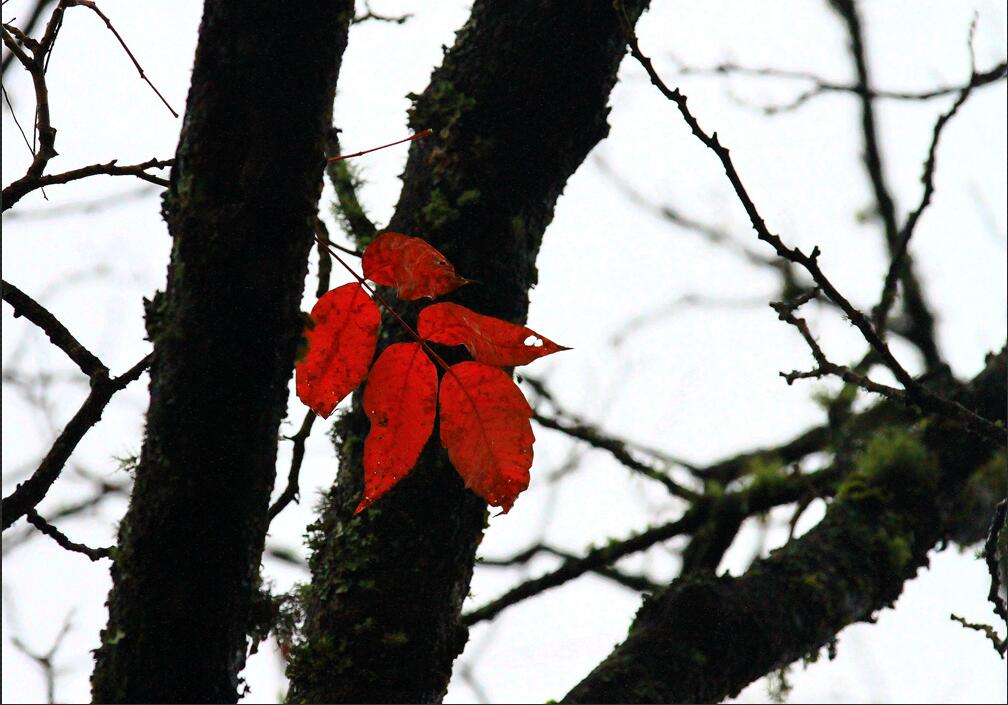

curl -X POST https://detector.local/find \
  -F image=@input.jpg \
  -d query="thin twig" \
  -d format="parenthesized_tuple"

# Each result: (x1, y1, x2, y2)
(770, 290, 903, 400)
(2, 279, 107, 377)
(479, 543, 661, 592)
(3, 157, 172, 211)
(463, 514, 694, 626)
(613, 0, 1005, 445)
(72, 0, 177, 116)
(268, 411, 317, 521)
(25, 509, 113, 560)
(462, 463, 841, 626)
(533, 412, 699, 501)
(2, 353, 151, 530)
(5, 602, 74, 704)
(671, 55, 1006, 115)
(352, 2, 412, 25)
(1, 0, 54, 77)
(950, 613, 1007, 657)
(873, 19, 979, 334)
(830, 0, 943, 369)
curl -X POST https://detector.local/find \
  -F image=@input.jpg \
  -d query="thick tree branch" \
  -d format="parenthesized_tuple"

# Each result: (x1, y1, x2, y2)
(463, 462, 842, 627)
(564, 347, 1007, 703)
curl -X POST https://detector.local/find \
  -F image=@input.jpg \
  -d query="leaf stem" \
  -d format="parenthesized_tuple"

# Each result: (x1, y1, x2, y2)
(315, 235, 453, 373)
(326, 128, 432, 162)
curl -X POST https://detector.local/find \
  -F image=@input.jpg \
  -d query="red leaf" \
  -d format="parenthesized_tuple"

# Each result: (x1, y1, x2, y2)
(439, 362, 534, 513)
(418, 302, 569, 367)
(357, 343, 438, 513)
(362, 231, 471, 301)
(296, 283, 380, 419)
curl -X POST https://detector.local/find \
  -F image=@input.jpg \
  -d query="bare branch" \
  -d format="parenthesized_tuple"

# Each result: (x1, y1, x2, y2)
(268, 410, 317, 522)
(829, 0, 943, 369)
(2, 280, 107, 377)
(70, 0, 177, 116)
(2, 353, 151, 530)
(2, 0, 174, 212)
(671, 54, 1006, 115)
(770, 290, 903, 400)
(1, 0, 54, 77)
(614, 2, 1006, 445)
(25, 509, 113, 560)
(462, 463, 840, 626)
(873, 21, 980, 334)
(463, 514, 694, 626)
(533, 412, 699, 501)
(352, 2, 412, 26)
(3, 157, 171, 211)
(3, 476, 128, 555)
(5, 603, 74, 704)
(479, 543, 662, 593)
(950, 613, 1007, 657)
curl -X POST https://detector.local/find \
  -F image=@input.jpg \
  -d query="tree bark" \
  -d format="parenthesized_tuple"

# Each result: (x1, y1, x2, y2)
(90, 3, 353, 702)
(286, 2, 649, 702)
(563, 348, 1006, 703)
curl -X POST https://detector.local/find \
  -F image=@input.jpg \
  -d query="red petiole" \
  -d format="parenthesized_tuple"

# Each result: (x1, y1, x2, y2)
(315, 234, 453, 374)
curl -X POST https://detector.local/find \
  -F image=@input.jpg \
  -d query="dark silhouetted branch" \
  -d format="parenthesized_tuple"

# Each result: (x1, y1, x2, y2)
(268, 410, 317, 522)
(2, 280, 107, 378)
(25, 509, 113, 560)
(480, 543, 662, 593)
(1, 353, 150, 530)
(671, 55, 1006, 115)
(534, 412, 698, 501)
(615, 2, 1005, 445)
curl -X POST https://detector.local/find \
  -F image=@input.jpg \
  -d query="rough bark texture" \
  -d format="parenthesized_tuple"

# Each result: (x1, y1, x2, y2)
(90, 3, 353, 702)
(286, 2, 648, 702)
(563, 348, 1006, 704)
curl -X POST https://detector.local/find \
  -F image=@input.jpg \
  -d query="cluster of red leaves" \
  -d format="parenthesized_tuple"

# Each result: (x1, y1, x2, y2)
(296, 232, 568, 514)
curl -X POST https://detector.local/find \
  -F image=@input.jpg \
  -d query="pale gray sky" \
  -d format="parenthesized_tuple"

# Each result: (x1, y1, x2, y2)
(3, 1, 1006, 703)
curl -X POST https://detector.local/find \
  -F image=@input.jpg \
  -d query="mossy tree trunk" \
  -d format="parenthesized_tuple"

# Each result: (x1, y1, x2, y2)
(90, 3, 353, 702)
(286, 2, 650, 702)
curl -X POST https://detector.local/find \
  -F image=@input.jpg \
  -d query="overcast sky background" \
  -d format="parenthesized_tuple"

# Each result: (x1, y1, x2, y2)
(3, 1, 1007, 703)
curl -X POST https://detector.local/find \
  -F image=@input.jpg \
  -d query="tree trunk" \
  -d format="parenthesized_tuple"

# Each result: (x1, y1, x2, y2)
(90, 3, 353, 702)
(286, 2, 649, 702)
